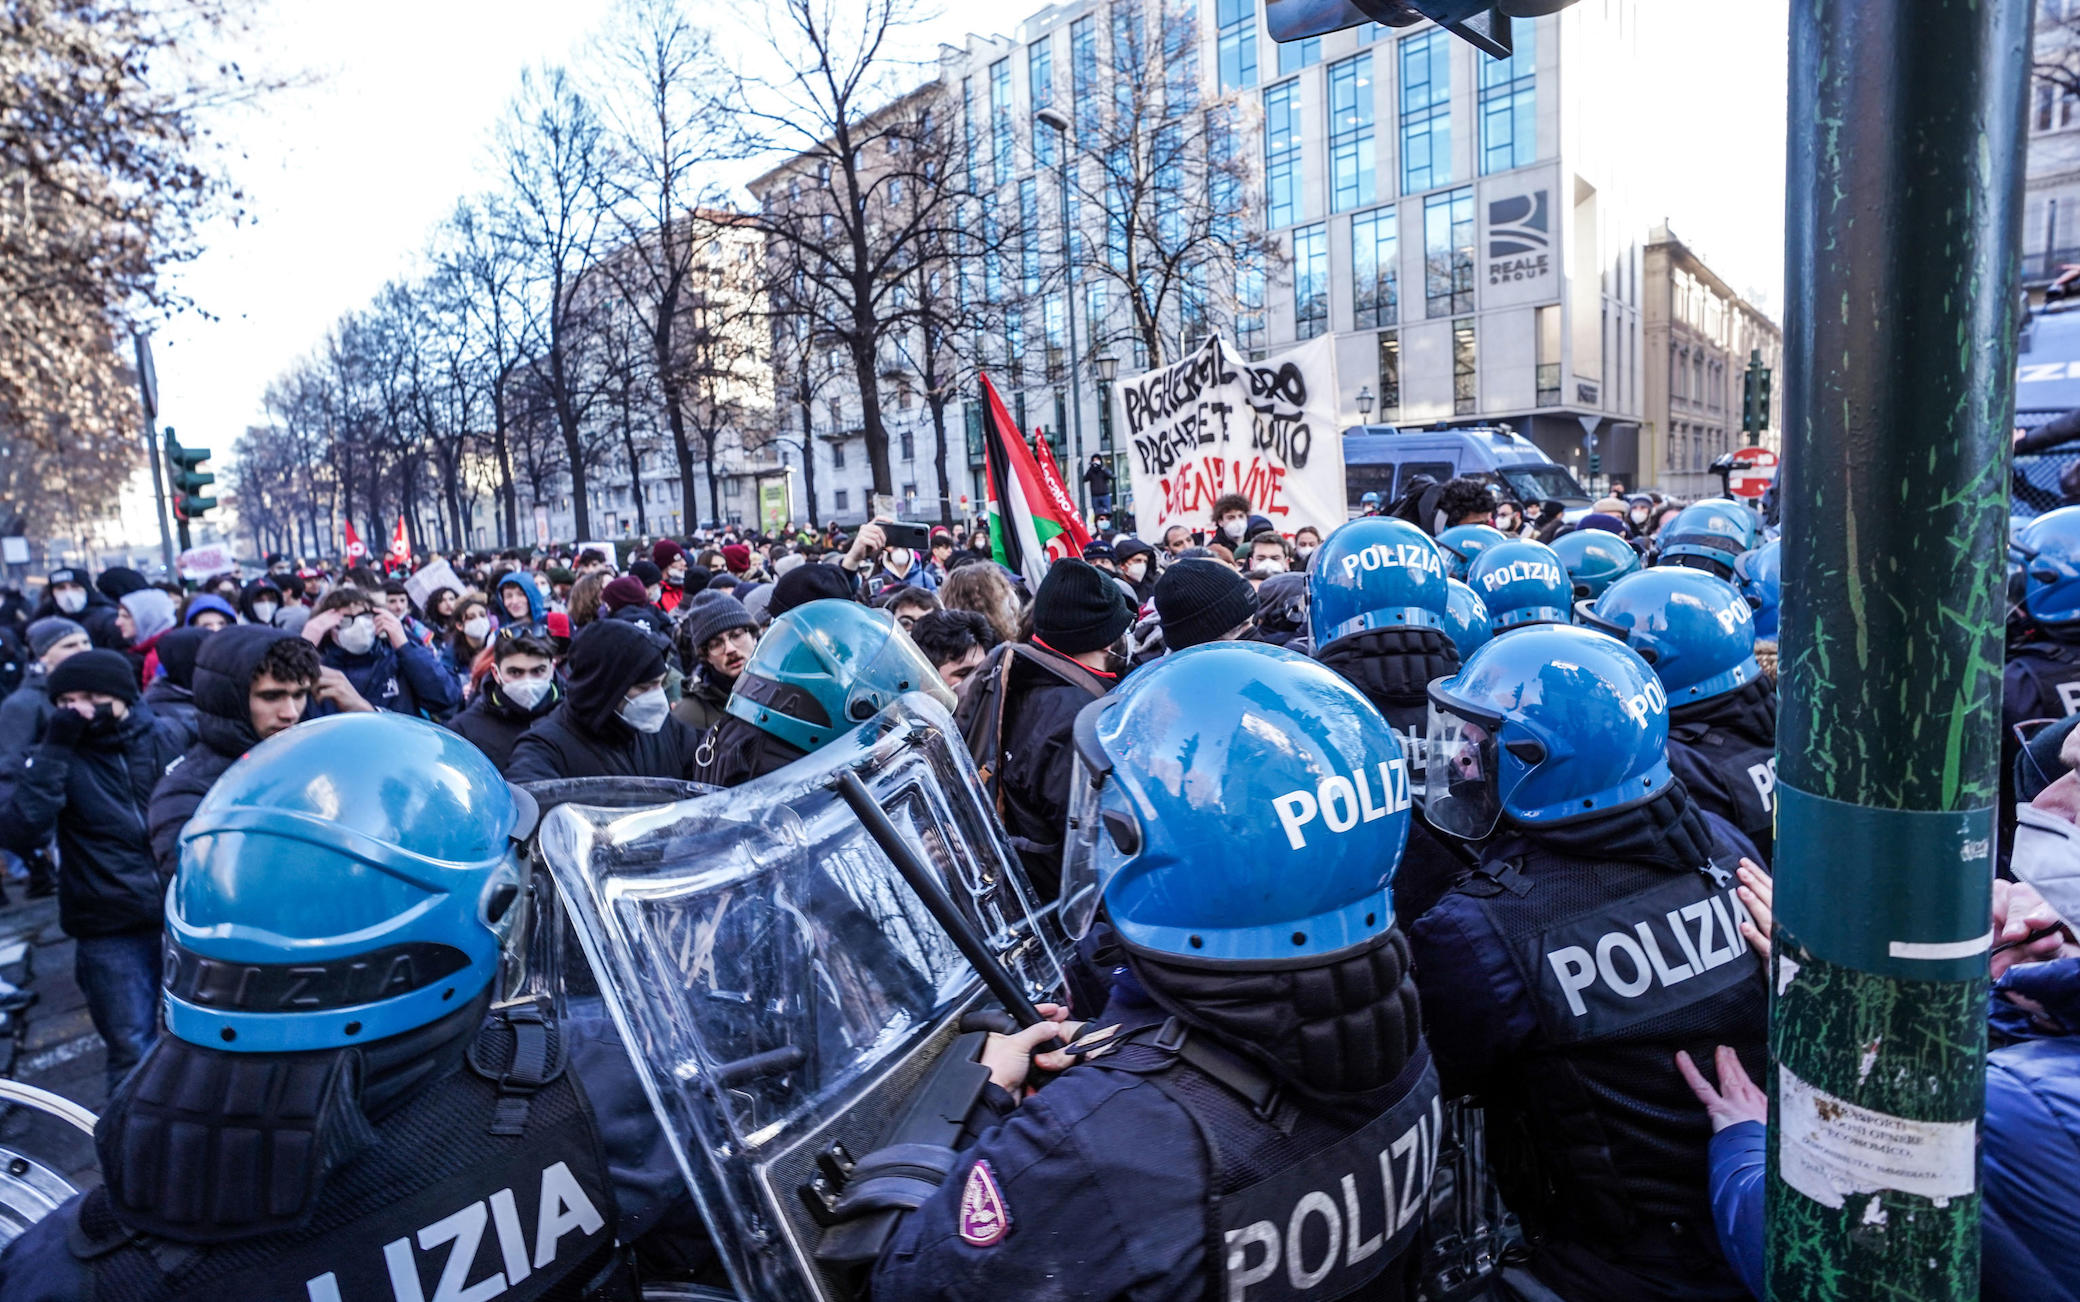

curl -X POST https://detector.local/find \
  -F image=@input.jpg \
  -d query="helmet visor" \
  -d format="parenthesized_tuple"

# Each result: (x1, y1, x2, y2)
(842, 621, 956, 724)
(1421, 691, 1513, 841)
(1060, 750, 1108, 941)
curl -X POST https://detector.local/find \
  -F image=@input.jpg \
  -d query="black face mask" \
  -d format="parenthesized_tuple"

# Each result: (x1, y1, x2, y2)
(85, 702, 122, 736)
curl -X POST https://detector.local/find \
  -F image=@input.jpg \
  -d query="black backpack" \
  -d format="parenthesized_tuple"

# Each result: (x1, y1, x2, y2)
(951, 642, 1109, 817)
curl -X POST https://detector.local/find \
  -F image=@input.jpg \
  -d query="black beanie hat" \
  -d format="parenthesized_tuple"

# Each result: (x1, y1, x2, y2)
(47, 648, 140, 704)
(1154, 559, 1258, 651)
(629, 559, 664, 587)
(769, 562, 856, 617)
(154, 626, 212, 690)
(96, 566, 148, 601)
(1033, 559, 1133, 656)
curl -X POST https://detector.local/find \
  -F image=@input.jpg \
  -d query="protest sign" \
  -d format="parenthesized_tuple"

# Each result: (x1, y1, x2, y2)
(1116, 335, 1346, 540)
(404, 558, 463, 615)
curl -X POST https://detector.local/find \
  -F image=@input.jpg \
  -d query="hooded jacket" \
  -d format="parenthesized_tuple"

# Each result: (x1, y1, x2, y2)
(505, 620, 704, 784)
(494, 572, 550, 638)
(318, 625, 460, 721)
(29, 580, 122, 651)
(145, 627, 302, 882)
(448, 676, 563, 774)
(0, 700, 188, 937)
(139, 626, 209, 747)
(237, 578, 285, 627)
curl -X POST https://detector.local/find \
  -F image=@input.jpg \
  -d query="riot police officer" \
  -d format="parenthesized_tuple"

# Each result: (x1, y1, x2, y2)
(1465, 539, 1572, 634)
(1581, 568, 1778, 863)
(2007, 507, 2080, 746)
(1651, 499, 1760, 583)
(1436, 522, 1509, 581)
(1731, 539, 1781, 642)
(873, 643, 1440, 1302)
(1552, 527, 1644, 603)
(0, 712, 702, 1300)
(1307, 517, 1469, 925)
(1443, 579, 1492, 663)
(1410, 624, 1766, 1302)
(695, 597, 953, 787)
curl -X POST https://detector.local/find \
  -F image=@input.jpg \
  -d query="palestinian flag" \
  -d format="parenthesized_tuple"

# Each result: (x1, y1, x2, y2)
(980, 373, 1082, 587)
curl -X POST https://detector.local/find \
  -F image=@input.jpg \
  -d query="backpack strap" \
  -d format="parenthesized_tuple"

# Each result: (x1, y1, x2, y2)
(467, 999, 567, 1138)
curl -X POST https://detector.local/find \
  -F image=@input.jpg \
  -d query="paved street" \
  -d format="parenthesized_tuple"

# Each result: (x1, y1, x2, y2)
(0, 889, 105, 1190)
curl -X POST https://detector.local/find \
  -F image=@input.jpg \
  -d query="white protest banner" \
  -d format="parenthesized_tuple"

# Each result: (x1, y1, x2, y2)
(176, 544, 236, 582)
(403, 558, 463, 615)
(1117, 334, 1346, 540)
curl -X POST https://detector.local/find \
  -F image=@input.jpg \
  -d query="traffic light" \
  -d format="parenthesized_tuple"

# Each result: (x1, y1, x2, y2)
(1740, 350, 1773, 435)
(163, 429, 216, 520)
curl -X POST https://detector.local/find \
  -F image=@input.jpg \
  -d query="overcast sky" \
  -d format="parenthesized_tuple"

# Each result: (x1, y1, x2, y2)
(139, 0, 1788, 522)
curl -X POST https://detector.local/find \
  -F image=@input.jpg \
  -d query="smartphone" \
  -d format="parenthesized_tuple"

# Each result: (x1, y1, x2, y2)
(878, 521, 932, 551)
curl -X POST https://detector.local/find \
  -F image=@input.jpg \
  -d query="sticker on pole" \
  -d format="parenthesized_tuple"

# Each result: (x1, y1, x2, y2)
(1776, 1066, 1976, 1209)
(1726, 447, 1779, 499)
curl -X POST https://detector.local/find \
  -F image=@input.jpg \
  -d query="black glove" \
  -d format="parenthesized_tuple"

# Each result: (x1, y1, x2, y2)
(40, 707, 87, 749)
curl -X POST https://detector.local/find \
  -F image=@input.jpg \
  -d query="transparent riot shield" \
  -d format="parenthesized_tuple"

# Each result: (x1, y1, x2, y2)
(0, 1080, 95, 1249)
(537, 693, 1066, 1302)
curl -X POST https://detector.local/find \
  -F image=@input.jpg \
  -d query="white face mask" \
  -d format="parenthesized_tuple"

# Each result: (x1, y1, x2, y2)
(252, 601, 279, 624)
(619, 686, 670, 733)
(462, 616, 491, 641)
(1221, 519, 1246, 541)
(1296, 545, 1315, 560)
(2013, 803, 2080, 925)
(54, 589, 85, 614)
(1123, 560, 1148, 583)
(501, 675, 553, 711)
(335, 616, 377, 656)
(1255, 558, 1287, 574)
(1630, 507, 1650, 525)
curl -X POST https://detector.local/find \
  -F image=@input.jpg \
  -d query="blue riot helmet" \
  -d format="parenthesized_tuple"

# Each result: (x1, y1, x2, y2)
(1307, 516, 1450, 647)
(1424, 624, 1673, 840)
(1435, 524, 1509, 581)
(1656, 499, 1760, 580)
(2018, 507, 2080, 632)
(1359, 491, 1382, 512)
(1551, 528, 1643, 602)
(1061, 642, 1413, 962)
(1733, 539, 1783, 639)
(1443, 580, 1492, 661)
(1578, 568, 1760, 706)
(1465, 539, 1572, 633)
(164, 714, 537, 1053)
(726, 598, 954, 752)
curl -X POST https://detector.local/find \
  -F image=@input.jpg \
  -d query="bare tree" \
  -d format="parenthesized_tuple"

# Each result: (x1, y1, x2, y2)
(498, 66, 612, 539)
(434, 198, 528, 547)
(729, 0, 980, 501)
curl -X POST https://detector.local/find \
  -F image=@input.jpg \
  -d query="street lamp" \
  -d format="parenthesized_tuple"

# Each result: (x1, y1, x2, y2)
(1356, 385, 1375, 418)
(1035, 107, 1089, 513)
(1095, 354, 1119, 383)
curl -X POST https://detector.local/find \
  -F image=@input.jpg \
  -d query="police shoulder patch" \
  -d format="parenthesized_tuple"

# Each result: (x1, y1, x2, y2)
(958, 1159, 1012, 1246)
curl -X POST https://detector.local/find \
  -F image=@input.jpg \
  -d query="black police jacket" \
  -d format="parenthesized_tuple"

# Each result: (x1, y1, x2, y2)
(1665, 677, 1778, 866)
(0, 1011, 699, 1302)
(873, 975, 1437, 1302)
(0, 702, 187, 937)
(1408, 798, 1765, 1302)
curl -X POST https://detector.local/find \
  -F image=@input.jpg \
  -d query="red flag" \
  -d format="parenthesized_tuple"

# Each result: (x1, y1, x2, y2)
(979, 374, 1083, 587)
(1028, 433, 1092, 555)
(389, 516, 410, 563)
(342, 519, 368, 563)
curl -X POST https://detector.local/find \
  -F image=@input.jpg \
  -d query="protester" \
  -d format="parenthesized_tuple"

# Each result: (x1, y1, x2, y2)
(302, 587, 459, 719)
(671, 591, 758, 732)
(0, 650, 188, 1094)
(0, 618, 90, 762)
(494, 570, 551, 638)
(938, 562, 1025, 646)
(32, 568, 121, 649)
(446, 631, 561, 773)
(505, 619, 704, 783)
(1152, 558, 1257, 652)
(139, 625, 209, 745)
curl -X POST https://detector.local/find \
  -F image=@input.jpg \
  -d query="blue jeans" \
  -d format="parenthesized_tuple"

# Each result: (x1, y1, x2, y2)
(74, 931, 162, 1095)
(1091, 492, 1113, 516)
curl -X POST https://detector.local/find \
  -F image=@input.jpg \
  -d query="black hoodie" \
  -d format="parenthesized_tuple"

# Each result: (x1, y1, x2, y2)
(448, 677, 562, 774)
(146, 626, 301, 881)
(505, 620, 705, 784)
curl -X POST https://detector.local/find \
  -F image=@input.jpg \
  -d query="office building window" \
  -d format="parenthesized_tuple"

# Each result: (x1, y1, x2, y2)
(1294, 222, 1328, 340)
(1237, 259, 1266, 354)
(1423, 187, 1475, 317)
(1329, 54, 1375, 214)
(962, 76, 978, 188)
(1352, 207, 1397, 328)
(1217, 0, 1256, 91)
(832, 440, 846, 469)
(1536, 303, 1561, 405)
(1031, 38, 1055, 164)
(1479, 22, 1535, 173)
(1400, 31, 1451, 194)
(1453, 318, 1477, 415)
(1163, 0, 1198, 112)
(1377, 331, 1400, 417)
(1264, 79, 1304, 228)
(834, 488, 849, 512)
(2038, 80, 2080, 133)
(1020, 177, 1040, 293)
(1277, 36, 1320, 77)
(990, 59, 1013, 187)
(900, 429, 915, 460)
(1072, 16, 1100, 142)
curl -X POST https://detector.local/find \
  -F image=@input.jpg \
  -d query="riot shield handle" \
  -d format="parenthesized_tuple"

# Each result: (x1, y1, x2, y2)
(833, 769, 1048, 1027)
